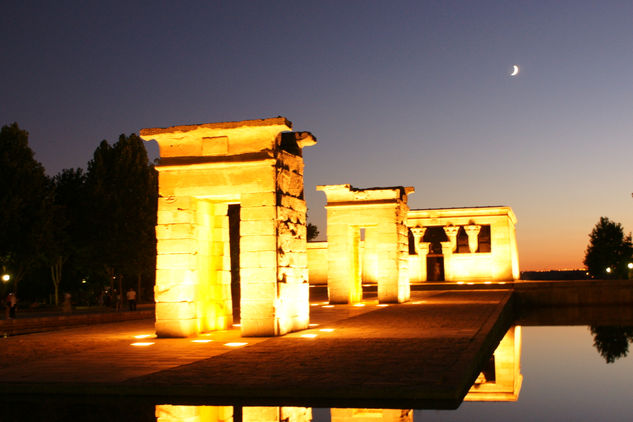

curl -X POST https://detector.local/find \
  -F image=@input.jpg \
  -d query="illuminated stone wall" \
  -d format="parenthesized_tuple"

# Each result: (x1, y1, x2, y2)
(141, 117, 315, 337)
(316, 185, 414, 303)
(408, 206, 519, 282)
(465, 325, 523, 401)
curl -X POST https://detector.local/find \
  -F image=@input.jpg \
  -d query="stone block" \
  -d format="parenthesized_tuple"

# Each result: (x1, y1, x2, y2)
(241, 220, 276, 236)
(241, 317, 277, 337)
(156, 238, 197, 255)
(157, 210, 195, 225)
(156, 301, 197, 321)
(154, 283, 196, 302)
(155, 319, 198, 338)
(157, 196, 194, 212)
(279, 195, 307, 213)
(240, 206, 276, 221)
(155, 223, 195, 240)
(240, 279, 277, 299)
(240, 235, 277, 252)
(156, 253, 197, 270)
(240, 192, 277, 208)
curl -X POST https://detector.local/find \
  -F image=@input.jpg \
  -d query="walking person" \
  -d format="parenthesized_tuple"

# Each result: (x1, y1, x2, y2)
(126, 288, 137, 311)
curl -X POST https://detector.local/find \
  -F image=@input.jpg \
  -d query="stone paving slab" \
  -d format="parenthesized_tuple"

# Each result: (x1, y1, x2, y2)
(0, 290, 513, 409)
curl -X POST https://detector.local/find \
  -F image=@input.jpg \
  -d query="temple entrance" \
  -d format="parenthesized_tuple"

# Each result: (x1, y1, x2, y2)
(427, 256, 445, 281)
(228, 204, 240, 323)
(142, 117, 315, 337)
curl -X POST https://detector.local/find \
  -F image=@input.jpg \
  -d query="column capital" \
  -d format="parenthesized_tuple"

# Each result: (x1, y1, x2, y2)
(443, 225, 459, 252)
(465, 225, 481, 253)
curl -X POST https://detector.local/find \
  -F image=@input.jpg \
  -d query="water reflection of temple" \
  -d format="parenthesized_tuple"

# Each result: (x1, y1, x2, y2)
(331, 408, 413, 421)
(465, 325, 523, 402)
(155, 327, 521, 420)
(156, 405, 312, 422)
(156, 406, 413, 421)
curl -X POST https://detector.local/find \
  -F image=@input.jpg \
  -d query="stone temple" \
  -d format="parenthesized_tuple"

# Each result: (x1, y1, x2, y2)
(141, 117, 519, 338)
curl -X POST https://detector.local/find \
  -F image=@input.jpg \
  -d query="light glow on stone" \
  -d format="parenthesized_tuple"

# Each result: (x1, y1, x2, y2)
(134, 334, 154, 339)
(319, 328, 335, 332)
(192, 339, 212, 343)
(300, 333, 318, 338)
(322, 305, 334, 308)
(131, 342, 154, 347)
(224, 342, 248, 347)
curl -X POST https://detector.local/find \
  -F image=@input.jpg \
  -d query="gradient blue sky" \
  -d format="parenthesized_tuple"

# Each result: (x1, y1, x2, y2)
(2, 1, 632, 270)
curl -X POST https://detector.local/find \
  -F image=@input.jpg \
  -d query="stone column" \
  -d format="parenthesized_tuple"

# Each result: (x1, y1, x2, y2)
(410, 227, 427, 255)
(417, 241, 431, 281)
(441, 241, 453, 281)
(465, 224, 481, 253)
(443, 225, 460, 252)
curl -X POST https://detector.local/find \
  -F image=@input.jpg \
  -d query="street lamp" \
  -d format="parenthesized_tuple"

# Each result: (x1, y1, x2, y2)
(1, 274, 9, 283)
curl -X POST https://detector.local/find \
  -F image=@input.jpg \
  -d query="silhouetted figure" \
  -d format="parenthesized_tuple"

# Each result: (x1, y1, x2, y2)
(7, 293, 17, 319)
(62, 292, 72, 313)
(126, 288, 137, 311)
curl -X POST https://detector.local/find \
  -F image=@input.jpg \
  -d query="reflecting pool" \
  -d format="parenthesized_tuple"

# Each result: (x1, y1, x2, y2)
(6, 322, 633, 421)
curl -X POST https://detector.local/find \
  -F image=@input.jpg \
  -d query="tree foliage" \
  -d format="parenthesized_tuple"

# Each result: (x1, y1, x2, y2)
(590, 326, 633, 363)
(85, 134, 157, 299)
(584, 217, 633, 279)
(0, 123, 53, 294)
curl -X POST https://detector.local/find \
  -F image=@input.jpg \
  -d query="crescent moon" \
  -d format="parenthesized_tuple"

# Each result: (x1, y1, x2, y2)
(510, 65, 519, 76)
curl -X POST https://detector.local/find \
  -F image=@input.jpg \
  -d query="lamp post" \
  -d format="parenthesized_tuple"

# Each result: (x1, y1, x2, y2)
(1, 274, 9, 283)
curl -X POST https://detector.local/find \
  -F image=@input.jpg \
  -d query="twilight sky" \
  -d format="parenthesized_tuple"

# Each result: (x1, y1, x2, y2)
(1, 1, 632, 270)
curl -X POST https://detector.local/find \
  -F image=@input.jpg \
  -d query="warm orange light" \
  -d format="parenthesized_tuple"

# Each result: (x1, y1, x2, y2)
(192, 339, 212, 343)
(309, 323, 319, 327)
(300, 333, 318, 338)
(224, 342, 248, 347)
(131, 342, 154, 347)
(353, 303, 365, 307)
(322, 305, 334, 308)
(134, 334, 154, 339)
(232, 324, 241, 327)
(319, 328, 335, 332)
(377, 304, 389, 307)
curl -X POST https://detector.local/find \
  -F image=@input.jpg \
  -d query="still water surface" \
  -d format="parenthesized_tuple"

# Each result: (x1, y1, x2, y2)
(160, 325, 633, 421)
(413, 325, 633, 421)
(8, 325, 633, 421)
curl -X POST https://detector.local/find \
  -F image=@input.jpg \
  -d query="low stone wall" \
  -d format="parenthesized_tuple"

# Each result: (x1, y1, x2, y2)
(0, 310, 154, 336)
(514, 279, 633, 306)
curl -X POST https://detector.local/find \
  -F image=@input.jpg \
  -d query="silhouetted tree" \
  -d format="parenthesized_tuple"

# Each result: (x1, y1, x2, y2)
(590, 326, 633, 363)
(584, 217, 633, 279)
(307, 222, 320, 241)
(46, 168, 88, 305)
(85, 134, 157, 300)
(0, 123, 53, 295)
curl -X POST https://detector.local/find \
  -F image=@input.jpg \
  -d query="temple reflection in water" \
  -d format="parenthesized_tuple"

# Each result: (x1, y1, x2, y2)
(155, 326, 521, 421)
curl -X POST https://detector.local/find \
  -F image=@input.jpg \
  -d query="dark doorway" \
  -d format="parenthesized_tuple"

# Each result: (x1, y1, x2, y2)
(228, 204, 240, 323)
(427, 256, 445, 281)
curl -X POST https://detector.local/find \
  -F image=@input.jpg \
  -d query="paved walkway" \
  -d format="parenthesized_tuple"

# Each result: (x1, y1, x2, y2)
(0, 290, 513, 409)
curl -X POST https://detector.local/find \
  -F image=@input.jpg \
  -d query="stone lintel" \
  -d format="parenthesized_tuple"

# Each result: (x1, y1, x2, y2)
(156, 151, 275, 169)
(408, 206, 517, 225)
(140, 117, 292, 137)
(317, 184, 414, 205)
